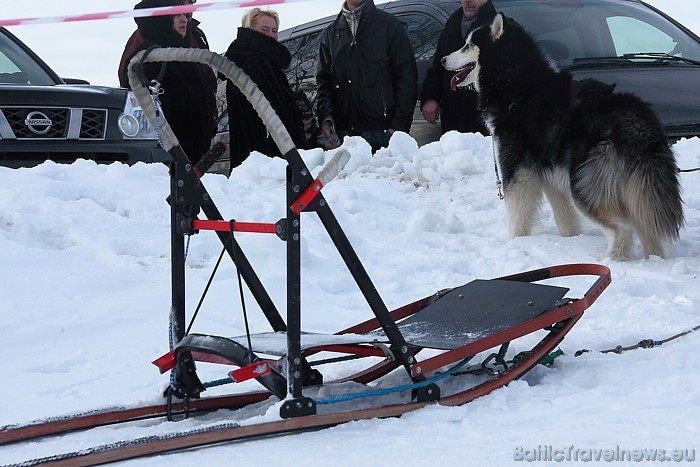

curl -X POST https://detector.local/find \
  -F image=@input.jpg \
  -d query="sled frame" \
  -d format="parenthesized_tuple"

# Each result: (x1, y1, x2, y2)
(123, 47, 611, 420)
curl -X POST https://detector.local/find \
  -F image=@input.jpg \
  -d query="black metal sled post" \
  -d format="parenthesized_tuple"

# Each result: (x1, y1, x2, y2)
(127, 48, 612, 423)
(284, 148, 424, 381)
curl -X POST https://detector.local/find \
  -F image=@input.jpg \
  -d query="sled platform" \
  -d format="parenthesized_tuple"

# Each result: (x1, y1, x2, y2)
(173, 263, 606, 394)
(395, 279, 570, 350)
(177, 278, 569, 360)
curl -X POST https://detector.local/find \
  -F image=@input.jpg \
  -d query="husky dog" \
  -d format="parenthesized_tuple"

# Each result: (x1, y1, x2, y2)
(442, 13, 684, 260)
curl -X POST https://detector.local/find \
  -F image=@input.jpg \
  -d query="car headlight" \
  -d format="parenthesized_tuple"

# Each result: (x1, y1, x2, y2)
(118, 113, 140, 137)
(119, 91, 160, 139)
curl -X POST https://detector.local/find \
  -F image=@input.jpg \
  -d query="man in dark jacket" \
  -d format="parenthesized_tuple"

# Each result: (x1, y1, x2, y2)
(420, 0, 496, 135)
(316, 0, 418, 153)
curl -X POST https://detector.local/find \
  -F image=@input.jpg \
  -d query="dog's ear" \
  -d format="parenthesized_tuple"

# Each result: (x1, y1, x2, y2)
(490, 12, 505, 40)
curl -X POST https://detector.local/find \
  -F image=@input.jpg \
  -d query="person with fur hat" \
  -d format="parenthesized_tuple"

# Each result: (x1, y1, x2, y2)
(121, 0, 217, 167)
(118, 0, 215, 90)
(223, 8, 306, 171)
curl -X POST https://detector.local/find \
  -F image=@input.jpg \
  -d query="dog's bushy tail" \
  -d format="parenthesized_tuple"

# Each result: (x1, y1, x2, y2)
(616, 97, 684, 250)
(573, 141, 684, 258)
(571, 89, 685, 258)
(624, 145, 685, 245)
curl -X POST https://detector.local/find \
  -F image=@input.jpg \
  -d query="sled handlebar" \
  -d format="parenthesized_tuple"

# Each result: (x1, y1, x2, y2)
(317, 149, 351, 186)
(127, 47, 295, 156)
(290, 149, 351, 215)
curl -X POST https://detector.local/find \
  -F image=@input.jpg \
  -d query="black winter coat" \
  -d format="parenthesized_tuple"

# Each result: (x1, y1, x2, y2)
(316, 0, 418, 134)
(420, 1, 497, 135)
(126, 0, 216, 166)
(224, 27, 305, 169)
(118, 18, 216, 90)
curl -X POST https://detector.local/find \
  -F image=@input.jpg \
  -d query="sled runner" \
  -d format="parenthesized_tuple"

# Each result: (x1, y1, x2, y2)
(126, 48, 612, 420)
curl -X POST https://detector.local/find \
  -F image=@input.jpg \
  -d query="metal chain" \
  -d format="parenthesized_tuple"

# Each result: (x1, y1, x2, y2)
(148, 79, 165, 149)
(491, 139, 504, 200)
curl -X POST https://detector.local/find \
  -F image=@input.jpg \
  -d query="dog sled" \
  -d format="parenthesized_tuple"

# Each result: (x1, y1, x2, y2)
(0, 48, 611, 464)
(136, 47, 611, 418)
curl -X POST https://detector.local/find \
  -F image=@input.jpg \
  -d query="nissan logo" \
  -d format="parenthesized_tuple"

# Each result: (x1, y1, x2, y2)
(25, 111, 52, 135)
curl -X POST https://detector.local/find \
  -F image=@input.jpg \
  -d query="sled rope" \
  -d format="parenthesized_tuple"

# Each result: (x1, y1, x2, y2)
(457, 323, 700, 373)
(313, 357, 473, 405)
(677, 166, 700, 173)
(229, 220, 255, 363)
(184, 242, 226, 335)
(575, 324, 700, 357)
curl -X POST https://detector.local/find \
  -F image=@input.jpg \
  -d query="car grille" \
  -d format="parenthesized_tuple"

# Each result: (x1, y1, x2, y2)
(0, 107, 107, 140)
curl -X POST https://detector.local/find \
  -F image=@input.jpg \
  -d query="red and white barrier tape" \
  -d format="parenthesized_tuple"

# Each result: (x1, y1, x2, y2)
(0, 0, 308, 27)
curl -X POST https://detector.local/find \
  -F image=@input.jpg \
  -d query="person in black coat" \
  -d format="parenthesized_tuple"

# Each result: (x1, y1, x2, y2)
(123, 0, 216, 167)
(224, 8, 306, 171)
(316, 0, 418, 153)
(118, 0, 215, 90)
(420, 0, 497, 136)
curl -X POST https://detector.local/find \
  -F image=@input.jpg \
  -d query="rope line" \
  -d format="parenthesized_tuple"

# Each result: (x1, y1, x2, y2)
(0, 1, 313, 28)
(575, 324, 700, 357)
(313, 357, 473, 406)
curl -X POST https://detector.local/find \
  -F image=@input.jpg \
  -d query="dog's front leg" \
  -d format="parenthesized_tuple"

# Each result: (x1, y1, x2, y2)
(504, 168, 543, 238)
(543, 169, 580, 237)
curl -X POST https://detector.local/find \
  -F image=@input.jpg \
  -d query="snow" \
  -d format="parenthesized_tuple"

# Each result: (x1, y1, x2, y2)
(2, 131, 700, 465)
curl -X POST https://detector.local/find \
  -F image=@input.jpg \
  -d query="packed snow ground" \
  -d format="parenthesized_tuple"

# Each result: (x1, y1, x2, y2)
(1, 132, 700, 465)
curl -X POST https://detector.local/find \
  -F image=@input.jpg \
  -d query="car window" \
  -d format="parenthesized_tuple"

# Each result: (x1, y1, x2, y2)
(397, 13, 443, 61)
(0, 32, 56, 85)
(285, 31, 324, 104)
(608, 16, 676, 56)
(498, 0, 700, 66)
(534, 28, 582, 67)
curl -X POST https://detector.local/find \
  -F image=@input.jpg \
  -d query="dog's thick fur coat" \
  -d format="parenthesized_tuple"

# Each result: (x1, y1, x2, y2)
(442, 13, 684, 259)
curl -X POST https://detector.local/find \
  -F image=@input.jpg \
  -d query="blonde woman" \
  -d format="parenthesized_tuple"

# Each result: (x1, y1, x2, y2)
(224, 8, 306, 171)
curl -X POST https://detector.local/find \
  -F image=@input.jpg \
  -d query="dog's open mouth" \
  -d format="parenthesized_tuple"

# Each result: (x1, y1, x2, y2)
(450, 63, 476, 91)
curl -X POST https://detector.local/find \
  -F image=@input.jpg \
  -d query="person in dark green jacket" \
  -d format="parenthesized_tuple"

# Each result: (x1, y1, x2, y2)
(316, 0, 418, 153)
(420, 0, 497, 136)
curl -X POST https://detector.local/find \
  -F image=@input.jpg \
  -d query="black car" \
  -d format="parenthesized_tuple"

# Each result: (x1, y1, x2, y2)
(278, 0, 700, 145)
(0, 26, 169, 168)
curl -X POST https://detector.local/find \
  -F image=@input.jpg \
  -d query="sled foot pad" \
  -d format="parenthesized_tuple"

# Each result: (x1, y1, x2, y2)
(280, 397, 317, 419)
(413, 383, 441, 402)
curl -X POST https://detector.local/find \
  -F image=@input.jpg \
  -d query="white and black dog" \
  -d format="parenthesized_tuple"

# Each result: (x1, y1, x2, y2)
(443, 13, 684, 260)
